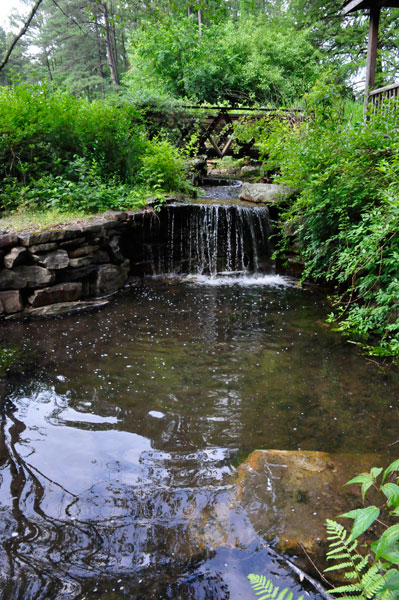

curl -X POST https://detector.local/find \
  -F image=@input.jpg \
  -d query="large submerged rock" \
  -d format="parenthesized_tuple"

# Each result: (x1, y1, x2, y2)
(187, 449, 382, 584)
(233, 450, 381, 578)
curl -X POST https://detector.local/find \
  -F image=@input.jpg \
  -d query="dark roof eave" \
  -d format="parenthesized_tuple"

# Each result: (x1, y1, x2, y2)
(342, 0, 399, 13)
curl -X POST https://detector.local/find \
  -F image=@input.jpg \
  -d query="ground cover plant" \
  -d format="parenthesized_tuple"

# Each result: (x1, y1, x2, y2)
(236, 78, 399, 358)
(248, 459, 399, 600)
(325, 458, 399, 600)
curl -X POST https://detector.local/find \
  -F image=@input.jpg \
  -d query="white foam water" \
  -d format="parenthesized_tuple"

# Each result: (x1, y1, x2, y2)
(150, 273, 297, 288)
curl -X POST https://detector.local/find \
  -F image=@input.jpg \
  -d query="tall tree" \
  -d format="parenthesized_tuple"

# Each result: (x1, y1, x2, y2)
(0, 0, 44, 73)
(6, 0, 131, 96)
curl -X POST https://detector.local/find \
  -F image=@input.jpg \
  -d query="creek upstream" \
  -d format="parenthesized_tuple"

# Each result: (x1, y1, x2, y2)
(1, 184, 399, 600)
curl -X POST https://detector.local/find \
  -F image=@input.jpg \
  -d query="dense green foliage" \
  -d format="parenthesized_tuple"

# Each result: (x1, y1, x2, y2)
(3, 0, 399, 98)
(0, 84, 190, 214)
(325, 459, 399, 600)
(125, 15, 321, 105)
(241, 80, 399, 357)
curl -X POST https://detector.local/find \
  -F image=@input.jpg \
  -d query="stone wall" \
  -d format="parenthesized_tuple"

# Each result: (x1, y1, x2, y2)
(0, 211, 141, 319)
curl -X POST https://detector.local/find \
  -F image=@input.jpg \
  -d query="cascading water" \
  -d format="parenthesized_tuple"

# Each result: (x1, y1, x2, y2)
(129, 202, 274, 278)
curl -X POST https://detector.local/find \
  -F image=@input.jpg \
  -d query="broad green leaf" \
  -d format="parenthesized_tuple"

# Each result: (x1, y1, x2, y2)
(375, 524, 399, 560)
(340, 506, 380, 541)
(345, 473, 374, 501)
(340, 508, 366, 519)
(381, 483, 399, 508)
(371, 467, 383, 479)
(383, 459, 399, 484)
(346, 473, 374, 486)
(380, 550, 399, 565)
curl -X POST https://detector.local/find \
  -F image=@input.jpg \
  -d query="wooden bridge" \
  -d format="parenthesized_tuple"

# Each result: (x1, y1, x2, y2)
(147, 105, 303, 158)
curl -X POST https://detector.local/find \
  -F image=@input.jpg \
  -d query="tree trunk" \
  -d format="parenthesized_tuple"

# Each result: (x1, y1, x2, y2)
(121, 30, 127, 70)
(109, 1, 119, 77)
(94, 16, 106, 98)
(101, 2, 120, 86)
(198, 9, 203, 37)
(44, 51, 53, 81)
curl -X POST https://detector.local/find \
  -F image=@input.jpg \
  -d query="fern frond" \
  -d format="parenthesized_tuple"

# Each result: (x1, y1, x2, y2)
(356, 555, 371, 573)
(247, 575, 303, 600)
(329, 583, 364, 595)
(326, 551, 352, 560)
(344, 571, 359, 579)
(360, 564, 386, 599)
(325, 561, 357, 572)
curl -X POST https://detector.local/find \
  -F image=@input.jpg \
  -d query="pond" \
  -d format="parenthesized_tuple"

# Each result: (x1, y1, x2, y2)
(1, 199, 399, 599)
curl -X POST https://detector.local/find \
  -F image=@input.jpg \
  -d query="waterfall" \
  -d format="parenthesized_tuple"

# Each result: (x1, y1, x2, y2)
(129, 203, 273, 277)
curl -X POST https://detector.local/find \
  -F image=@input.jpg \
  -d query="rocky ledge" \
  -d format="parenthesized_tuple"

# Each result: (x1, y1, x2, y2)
(239, 183, 294, 204)
(0, 210, 142, 319)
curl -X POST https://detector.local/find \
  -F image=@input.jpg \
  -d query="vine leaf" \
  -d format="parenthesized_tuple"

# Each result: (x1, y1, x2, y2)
(340, 506, 380, 541)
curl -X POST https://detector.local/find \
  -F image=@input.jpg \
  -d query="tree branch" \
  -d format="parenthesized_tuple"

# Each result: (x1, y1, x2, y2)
(0, 0, 44, 73)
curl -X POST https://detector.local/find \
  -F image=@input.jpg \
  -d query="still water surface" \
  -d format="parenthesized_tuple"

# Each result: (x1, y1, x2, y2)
(1, 276, 399, 599)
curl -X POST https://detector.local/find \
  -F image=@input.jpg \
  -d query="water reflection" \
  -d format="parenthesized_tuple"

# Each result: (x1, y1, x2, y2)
(0, 279, 399, 598)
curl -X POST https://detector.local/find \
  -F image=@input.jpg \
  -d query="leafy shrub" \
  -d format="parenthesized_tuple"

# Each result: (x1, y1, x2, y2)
(0, 83, 145, 184)
(246, 77, 399, 356)
(325, 459, 399, 600)
(139, 138, 190, 192)
(123, 91, 201, 148)
(125, 15, 321, 105)
(0, 157, 168, 214)
(0, 84, 192, 215)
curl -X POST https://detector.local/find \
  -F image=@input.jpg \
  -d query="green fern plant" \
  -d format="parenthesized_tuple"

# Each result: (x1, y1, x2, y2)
(325, 458, 399, 600)
(247, 574, 304, 600)
(325, 519, 387, 599)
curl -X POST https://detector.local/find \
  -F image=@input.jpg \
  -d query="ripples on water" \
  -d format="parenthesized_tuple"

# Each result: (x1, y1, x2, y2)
(1, 280, 398, 599)
(1, 202, 399, 598)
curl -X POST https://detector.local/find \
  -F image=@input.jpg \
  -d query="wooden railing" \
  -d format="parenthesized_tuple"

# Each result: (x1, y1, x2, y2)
(368, 82, 399, 115)
(147, 105, 304, 158)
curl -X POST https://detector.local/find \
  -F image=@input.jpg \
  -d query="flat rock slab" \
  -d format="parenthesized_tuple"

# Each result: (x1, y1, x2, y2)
(239, 183, 294, 204)
(36, 249, 69, 270)
(0, 234, 18, 249)
(28, 282, 82, 308)
(187, 449, 383, 585)
(6, 299, 109, 319)
(0, 266, 55, 289)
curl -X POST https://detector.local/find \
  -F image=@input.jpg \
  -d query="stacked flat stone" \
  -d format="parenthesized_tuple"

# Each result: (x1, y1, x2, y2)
(0, 211, 140, 318)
